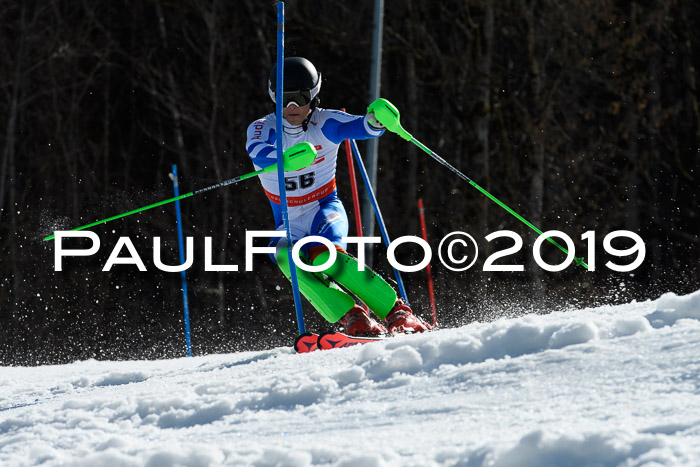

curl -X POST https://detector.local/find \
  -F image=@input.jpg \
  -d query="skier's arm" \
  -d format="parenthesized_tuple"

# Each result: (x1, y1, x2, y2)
(246, 118, 278, 169)
(320, 110, 385, 144)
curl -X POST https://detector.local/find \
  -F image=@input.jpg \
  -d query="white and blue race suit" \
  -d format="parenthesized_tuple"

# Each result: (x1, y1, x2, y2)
(246, 107, 384, 260)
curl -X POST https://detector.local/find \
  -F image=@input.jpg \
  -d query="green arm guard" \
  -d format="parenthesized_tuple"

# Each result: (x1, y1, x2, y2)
(262, 142, 318, 174)
(283, 142, 317, 171)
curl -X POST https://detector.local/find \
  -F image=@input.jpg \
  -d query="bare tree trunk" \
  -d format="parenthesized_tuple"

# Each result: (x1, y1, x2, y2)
(522, 0, 545, 291)
(154, 0, 188, 171)
(404, 0, 418, 235)
(203, 0, 229, 324)
(1, 2, 29, 300)
(1, 2, 28, 228)
(646, 4, 668, 284)
(623, 4, 641, 237)
(473, 0, 494, 237)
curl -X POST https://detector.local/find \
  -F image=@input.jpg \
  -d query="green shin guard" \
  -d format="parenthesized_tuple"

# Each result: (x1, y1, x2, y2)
(312, 251, 397, 319)
(276, 248, 355, 323)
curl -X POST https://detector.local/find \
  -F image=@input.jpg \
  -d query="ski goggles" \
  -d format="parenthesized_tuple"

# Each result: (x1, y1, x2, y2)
(269, 73, 322, 108)
(281, 90, 312, 108)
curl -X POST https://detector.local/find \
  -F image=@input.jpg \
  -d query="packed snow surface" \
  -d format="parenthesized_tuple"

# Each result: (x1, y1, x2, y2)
(2, 290, 700, 466)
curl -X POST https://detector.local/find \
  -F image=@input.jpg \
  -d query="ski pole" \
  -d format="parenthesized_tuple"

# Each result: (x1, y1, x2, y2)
(368, 98, 588, 269)
(43, 143, 317, 242)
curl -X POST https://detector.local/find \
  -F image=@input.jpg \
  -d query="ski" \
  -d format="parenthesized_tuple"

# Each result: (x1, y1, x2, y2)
(317, 332, 385, 350)
(294, 331, 386, 353)
(294, 332, 320, 353)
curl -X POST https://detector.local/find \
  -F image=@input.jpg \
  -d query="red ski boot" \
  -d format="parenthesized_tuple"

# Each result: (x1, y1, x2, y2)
(340, 305, 387, 337)
(386, 298, 432, 334)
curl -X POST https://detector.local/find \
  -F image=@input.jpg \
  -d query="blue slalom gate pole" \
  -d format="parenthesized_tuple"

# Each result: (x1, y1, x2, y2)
(170, 165, 192, 357)
(276, 2, 306, 334)
(349, 139, 410, 304)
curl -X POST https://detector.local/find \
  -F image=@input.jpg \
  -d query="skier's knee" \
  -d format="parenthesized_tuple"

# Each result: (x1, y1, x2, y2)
(308, 243, 347, 263)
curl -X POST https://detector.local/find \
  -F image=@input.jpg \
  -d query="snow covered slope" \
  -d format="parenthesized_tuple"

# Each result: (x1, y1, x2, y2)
(2, 290, 700, 466)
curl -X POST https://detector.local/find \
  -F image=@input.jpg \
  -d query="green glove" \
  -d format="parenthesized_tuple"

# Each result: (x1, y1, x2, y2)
(263, 142, 317, 173)
(367, 98, 413, 141)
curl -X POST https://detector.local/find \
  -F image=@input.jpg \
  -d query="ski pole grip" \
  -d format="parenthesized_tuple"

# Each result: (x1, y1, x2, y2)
(367, 98, 413, 141)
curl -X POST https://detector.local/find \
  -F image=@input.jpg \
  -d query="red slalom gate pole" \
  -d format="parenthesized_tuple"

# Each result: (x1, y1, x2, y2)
(342, 109, 363, 236)
(418, 198, 438, 327)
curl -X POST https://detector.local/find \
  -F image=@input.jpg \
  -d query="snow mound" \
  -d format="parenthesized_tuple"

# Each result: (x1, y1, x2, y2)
(353, 294, 678, 382)
(95, 371, 149, 387)
(485, 429, 676, 467)
(646, 290, 700, 328)
(2, 289, 700, 466)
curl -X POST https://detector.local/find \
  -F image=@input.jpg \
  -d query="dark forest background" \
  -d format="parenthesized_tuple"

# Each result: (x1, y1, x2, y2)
(1, 0, 698, 365)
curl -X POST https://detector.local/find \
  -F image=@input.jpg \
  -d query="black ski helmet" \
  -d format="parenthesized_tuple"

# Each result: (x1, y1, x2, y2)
(268, 57, 322, 108)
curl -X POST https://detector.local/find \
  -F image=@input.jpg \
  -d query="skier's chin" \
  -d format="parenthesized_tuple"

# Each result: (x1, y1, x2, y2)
(285, 116, 306, 126)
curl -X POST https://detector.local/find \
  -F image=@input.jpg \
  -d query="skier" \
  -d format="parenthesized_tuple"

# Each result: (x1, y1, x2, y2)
(245, 57, 431, 336)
